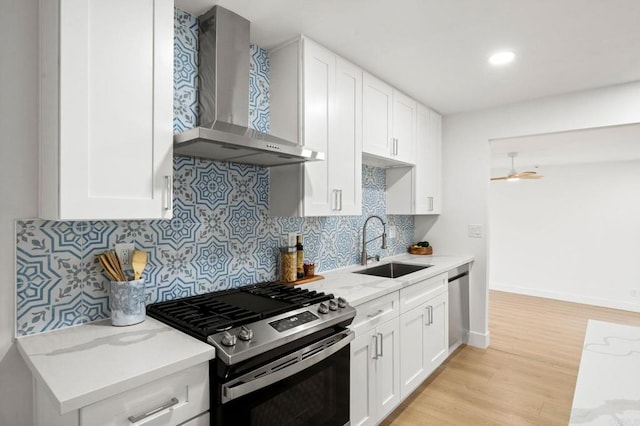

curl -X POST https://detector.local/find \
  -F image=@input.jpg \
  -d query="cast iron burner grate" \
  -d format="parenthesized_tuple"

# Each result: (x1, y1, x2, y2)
(147, 282, 333, 341)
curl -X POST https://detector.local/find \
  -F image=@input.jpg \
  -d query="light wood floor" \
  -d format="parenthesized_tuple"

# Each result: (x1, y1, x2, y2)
(381, 290, 640, 425)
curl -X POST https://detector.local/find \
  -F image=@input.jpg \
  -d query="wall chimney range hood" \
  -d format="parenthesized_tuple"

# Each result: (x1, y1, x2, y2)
(173, 6, 324, 167)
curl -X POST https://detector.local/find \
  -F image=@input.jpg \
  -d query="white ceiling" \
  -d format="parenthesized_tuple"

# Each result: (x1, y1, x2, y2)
(490, 123, 640, 170)
(175, 0, 640, 115)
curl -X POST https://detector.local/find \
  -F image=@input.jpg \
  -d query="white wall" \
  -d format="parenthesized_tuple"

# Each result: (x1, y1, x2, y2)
(415, 81, 640, 348)
(0, 0, 38, 424)
(489, 160, 640, 311)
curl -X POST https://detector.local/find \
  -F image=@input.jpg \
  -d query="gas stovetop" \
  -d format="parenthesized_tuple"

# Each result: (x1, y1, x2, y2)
(147, 282, 355, 365)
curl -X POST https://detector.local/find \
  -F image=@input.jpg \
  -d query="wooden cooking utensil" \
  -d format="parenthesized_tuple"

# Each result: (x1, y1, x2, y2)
(107, 251, 126, 281)
(98, 254, 119, 281)
(131, 250, 148, 280)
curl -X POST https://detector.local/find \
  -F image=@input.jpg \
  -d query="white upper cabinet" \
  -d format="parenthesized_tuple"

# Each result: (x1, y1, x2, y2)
(332, 57, 363, 215)
(391, 90, 417, 164)
(421, 106, 442, 214)
(386, 104, 442, 215)
(269, 37, 362, 217)
(362, 73, 416, 166)
(39, 0, 174, 220)
(362, 74, 393, 160)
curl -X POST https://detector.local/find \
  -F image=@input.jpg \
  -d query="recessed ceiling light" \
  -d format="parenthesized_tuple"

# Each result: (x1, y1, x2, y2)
(489, 51, 515, 66)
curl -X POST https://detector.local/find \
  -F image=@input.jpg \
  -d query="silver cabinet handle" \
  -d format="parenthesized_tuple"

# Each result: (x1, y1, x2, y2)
(339, 189, 343, 211)
(164, 175, 173, 212)
(128, 397, 179, 423)
(372, 334, 379, 359)
(332, 189, 338, 211)
(367, 309, 385, 319)
(428, 196, 434, 212)
(377, 332, 383, 357)
(425, 306, 433, 326)
(395, 138, 399, 155)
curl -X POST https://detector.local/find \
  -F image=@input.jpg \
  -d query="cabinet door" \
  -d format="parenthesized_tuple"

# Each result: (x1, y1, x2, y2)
(350, 332, 377, 426)
(399, 304, 429, 399)
(389, 105, 441, 215)
(415, 106, 442, 214)
(362, 73, 393, 159)
(425, 109, 442, 214)
(376, 317, 401, 421)
(40, 0, 173, 220)
(331, 58, 362, 215)
(414, 104, 430, 214)
(302, 39, 335, 216)
(391, 91, 416, 165)
(425, 292, 449, 374)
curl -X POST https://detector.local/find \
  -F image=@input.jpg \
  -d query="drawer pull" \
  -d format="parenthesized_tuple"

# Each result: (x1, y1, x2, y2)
(128, 397, 179, 423)
(367, 309, 385, 319)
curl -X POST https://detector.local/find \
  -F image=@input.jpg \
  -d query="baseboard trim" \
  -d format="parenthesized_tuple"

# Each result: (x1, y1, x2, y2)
(467, 330, 490, 349)
(490, 283, 640, 313)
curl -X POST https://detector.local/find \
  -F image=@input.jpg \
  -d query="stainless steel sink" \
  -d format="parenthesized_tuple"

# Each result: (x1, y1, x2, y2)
(354, 262, 432, 279)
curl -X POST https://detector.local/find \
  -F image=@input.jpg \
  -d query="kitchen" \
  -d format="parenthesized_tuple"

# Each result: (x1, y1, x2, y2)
(2, 0, 640, 425)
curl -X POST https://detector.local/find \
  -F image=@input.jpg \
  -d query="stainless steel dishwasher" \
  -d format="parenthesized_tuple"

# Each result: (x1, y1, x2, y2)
(448, 264, 469, 351)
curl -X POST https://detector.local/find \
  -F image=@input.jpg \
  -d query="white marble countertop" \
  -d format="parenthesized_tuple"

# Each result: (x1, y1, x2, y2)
(305, 253, 474, 306)
(570, 320, 640, 425)
(16, 317, 215, 414)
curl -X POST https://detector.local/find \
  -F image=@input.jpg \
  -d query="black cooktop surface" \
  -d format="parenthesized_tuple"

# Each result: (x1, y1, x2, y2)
(147, 282, 333, 340)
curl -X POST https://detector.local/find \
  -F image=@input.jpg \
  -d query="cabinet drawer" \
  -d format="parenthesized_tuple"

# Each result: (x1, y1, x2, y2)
(351, 291, 399, 337)
(81, 363, 209, 425)
(400, 273, 447, 313)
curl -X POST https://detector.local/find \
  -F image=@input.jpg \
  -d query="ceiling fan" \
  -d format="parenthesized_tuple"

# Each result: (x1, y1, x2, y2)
(491, 152, 543, 181)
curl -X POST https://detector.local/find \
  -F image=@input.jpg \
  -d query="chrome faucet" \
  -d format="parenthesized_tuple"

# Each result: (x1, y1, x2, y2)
(361, 215, 388, 265)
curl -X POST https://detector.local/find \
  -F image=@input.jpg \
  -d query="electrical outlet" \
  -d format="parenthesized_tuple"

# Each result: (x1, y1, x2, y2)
(115, 243, 135, 272)
(468, 224, 483, 239)
(388, 225, 397, 239)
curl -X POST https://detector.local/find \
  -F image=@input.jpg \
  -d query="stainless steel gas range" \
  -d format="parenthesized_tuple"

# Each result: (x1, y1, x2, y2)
(148, 282, 355, 426)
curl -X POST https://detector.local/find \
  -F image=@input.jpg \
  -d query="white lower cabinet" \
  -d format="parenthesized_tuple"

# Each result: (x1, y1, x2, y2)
(351, 273, 450, 424)
(350, 317, 401, 426)
(34, 363, 209, 426)
(399, 291, 449, 399)
(350, 292, 401, 426)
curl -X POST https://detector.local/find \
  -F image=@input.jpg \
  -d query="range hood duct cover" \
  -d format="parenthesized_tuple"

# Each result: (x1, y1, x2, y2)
(173, 6, 324, 167)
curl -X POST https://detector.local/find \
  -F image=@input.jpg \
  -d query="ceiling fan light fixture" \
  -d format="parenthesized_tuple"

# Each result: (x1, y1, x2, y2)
(491, 152, 543, 181)
(489, 51, 515, 66)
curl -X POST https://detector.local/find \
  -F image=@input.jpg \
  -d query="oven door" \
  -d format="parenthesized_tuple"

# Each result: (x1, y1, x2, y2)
(215, 329, 353, 426)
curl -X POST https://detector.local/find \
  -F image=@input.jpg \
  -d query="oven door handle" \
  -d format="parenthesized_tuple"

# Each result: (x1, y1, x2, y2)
(221, 329, 354, 404)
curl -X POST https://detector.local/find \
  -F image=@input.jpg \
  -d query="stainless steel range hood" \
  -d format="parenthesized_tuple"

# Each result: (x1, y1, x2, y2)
(173, 6, 324, 167)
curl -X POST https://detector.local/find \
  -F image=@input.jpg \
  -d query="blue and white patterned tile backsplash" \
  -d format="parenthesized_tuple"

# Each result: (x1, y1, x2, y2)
(15, 8, 414, 335)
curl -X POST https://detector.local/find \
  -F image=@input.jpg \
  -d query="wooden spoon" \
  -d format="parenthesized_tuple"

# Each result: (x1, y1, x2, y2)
(131, 250, 148, 280)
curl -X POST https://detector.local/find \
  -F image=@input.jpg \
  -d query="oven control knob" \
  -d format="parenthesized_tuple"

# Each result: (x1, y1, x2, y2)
(318, 302, 329, 314)
(337, 297, 347, 308)
(221, 332, 237, 347)
(329, 300, 338, 311)
(238, 326, 253, 341)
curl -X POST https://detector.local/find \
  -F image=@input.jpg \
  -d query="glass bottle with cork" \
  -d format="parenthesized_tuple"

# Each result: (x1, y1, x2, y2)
(296, 235, 304, 279)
